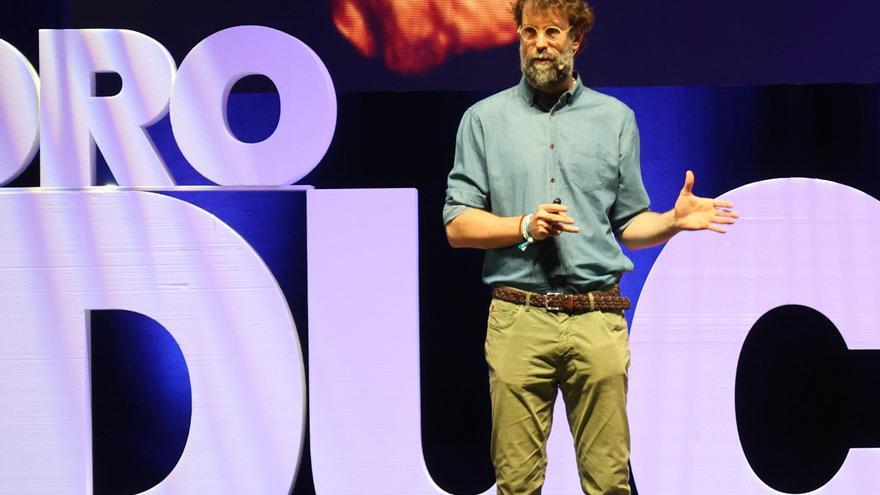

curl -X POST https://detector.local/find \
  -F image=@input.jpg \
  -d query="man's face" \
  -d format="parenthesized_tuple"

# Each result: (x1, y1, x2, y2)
(519, 3, 578, 92)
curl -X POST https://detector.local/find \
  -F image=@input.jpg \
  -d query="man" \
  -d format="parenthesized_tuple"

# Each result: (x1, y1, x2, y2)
(443, 0, 739, 494)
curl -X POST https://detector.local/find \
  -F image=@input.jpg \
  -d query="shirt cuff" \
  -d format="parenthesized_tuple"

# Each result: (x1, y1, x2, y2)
(613, 208, 650, 238)
(443, 204, 472, 225)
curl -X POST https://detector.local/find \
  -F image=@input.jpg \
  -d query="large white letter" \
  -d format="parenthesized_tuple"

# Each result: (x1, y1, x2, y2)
(0, 38, 39, 185)
(629, 179, 880, 493)
(307, 189, 584, 494)
(171, 26, 336, 186)
(0, 190, 304, 493)
(39, 30, 176, 186)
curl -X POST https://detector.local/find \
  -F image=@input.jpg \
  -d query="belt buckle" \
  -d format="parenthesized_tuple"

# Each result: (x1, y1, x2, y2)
(543, 292, 564, 311)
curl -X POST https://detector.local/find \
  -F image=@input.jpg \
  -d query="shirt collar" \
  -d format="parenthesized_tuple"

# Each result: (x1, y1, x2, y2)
(517, 72, 582, 111)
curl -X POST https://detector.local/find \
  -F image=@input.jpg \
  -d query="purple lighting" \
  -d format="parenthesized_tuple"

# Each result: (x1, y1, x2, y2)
(306, 188, 586, 494)
(629, 178, 880, 494)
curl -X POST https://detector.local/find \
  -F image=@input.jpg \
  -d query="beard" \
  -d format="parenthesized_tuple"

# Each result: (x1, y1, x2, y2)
(520, 44, 575, 92)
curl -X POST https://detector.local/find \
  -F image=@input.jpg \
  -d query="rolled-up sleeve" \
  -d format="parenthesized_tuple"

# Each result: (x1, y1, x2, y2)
(443, 108, 490, 225)
(609, 110, 651, 236)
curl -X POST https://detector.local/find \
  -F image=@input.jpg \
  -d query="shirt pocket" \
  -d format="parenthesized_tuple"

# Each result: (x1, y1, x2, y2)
(565, 146, 619, 194)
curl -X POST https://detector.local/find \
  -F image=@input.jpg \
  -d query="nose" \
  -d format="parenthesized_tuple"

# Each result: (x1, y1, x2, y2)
(535, 31, 549, 49)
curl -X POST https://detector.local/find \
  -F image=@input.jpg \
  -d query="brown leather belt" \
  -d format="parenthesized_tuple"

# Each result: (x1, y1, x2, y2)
(492, 286, 631, 313)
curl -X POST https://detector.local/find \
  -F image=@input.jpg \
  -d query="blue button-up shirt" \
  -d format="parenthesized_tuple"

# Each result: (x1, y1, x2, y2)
(443, 76, 650, 293)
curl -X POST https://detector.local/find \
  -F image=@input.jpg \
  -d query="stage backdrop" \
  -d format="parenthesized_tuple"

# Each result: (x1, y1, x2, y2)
(3, 0, 880, 90)
(2, 2, 880, 495)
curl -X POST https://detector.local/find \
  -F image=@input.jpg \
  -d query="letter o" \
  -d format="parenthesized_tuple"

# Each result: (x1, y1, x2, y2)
(0, 39, 39, 185)
(170, 26, 336, 186)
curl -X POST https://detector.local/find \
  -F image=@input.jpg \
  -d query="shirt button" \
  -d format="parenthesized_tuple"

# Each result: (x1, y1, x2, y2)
(550, 143, 555, 149)
(550, 177, 556, 183)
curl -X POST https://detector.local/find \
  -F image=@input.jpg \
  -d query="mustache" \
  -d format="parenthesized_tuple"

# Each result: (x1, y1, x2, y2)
(528, 54, 558, 65)
(528, 53, 567, 71)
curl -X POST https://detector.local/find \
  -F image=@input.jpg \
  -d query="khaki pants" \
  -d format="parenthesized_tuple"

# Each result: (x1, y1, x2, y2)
(485, 298, 631, 495)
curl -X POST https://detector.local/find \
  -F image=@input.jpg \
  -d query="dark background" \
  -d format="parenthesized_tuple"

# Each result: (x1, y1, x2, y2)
(3, 1, 880, 494)
(4, 0, 880, 91)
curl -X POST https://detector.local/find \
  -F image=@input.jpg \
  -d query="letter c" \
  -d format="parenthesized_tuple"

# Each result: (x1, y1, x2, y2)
(629, 179, 880, 493)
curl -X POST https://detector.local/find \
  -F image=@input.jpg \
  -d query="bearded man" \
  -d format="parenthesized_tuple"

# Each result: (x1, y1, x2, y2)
(443, 0, 738, 494)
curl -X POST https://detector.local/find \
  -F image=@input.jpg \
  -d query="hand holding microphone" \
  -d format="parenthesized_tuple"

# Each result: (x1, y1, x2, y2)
(529, 198, 579, 241)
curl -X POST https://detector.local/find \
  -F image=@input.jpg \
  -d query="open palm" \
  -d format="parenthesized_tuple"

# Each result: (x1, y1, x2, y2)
(673, 170, 738, 233)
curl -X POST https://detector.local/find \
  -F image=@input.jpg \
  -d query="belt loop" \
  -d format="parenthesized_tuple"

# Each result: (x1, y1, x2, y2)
(587, 292, 596, 312)
(525, 292, 531, 311)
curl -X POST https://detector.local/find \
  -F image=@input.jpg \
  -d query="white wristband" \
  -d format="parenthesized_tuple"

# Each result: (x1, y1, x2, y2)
(517, 214, 534, 251)
(521, 214, 534, 242)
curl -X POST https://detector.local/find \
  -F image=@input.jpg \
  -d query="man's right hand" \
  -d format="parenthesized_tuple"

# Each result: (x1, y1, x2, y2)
(530, 203, 580, 240)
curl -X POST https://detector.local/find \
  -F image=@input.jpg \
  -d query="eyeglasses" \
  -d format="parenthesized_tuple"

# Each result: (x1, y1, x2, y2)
(517, 24, 573, 42)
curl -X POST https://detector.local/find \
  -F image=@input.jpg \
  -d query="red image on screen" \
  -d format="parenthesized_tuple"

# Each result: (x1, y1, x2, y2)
(332, 0, 518, 74)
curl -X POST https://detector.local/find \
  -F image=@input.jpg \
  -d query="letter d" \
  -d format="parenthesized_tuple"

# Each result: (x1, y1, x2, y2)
(0, 190, 305, 493)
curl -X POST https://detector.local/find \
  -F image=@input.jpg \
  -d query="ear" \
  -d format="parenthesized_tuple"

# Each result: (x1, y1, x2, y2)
(572, 32, 585, 53)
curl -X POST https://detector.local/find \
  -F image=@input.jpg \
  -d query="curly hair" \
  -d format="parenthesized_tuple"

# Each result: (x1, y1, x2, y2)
(511, 0, 595, 37)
